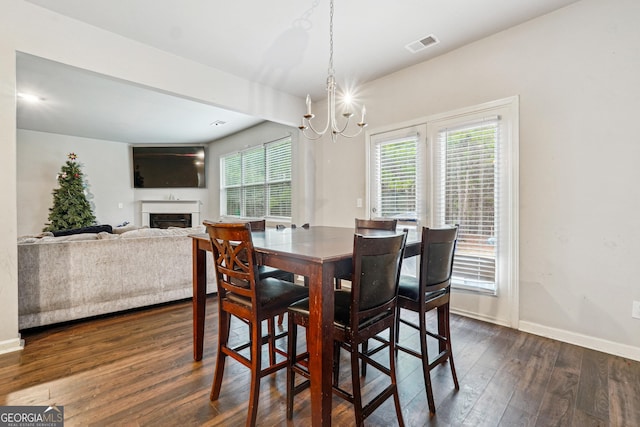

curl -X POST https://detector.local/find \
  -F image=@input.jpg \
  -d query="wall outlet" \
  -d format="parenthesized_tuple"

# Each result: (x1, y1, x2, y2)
(356, 198, 363, 208)
(633, 300, 640, 319)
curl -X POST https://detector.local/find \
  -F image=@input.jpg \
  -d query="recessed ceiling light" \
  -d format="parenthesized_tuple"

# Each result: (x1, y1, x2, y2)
(17, 92, 44, 102)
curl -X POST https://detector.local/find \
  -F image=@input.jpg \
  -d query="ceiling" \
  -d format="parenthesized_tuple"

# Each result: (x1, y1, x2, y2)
(18, 0, 581, 144)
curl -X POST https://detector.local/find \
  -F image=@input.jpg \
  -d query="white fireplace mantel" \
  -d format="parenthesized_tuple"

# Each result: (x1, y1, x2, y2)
(141, 200, 200, 227)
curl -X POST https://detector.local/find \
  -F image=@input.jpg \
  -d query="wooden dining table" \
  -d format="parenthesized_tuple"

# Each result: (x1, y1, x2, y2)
(190, 225, 420, 427)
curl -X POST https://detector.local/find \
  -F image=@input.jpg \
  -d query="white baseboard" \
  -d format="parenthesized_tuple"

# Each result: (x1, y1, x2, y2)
(450, 307, 511, 328)
(0, 336, 25, 355)
(450, 310, 640, 362)
(519, 321, 640, 362)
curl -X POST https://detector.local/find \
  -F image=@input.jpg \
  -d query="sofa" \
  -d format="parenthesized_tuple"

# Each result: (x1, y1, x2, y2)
(17, 225, 217, 329)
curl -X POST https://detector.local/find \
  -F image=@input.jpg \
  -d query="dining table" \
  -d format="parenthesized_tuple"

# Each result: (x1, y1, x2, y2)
(190, 225, 420, 427)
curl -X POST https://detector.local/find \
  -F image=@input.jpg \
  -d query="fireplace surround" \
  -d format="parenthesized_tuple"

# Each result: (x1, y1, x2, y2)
(141, 200, 200, 228)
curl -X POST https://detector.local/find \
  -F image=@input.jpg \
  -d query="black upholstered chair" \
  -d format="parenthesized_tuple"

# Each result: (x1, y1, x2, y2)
(333, 218, 399, 289)
(396, 225, 459, 415)
(354, 218, 397, 231)
(203, 221, 309, 427)
(286, 231, 407, 427)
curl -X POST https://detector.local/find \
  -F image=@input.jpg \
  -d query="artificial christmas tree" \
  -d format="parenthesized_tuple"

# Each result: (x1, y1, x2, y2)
(43, 152, 96, 232)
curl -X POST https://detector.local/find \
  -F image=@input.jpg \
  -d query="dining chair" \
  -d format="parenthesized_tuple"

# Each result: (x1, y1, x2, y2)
(245, 219, 295, 284)
(352, 218, 399, 372)
(333, 218, 399, 290)
(286, 231, 407, 427)
(395, 225, 459, 415)
(354, 218, 398, 231)
(203, 221, 309, 427)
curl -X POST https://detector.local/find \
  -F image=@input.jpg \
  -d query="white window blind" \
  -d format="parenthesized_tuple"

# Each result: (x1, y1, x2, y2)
(221, 137, 292, 218)
(266, 139, 292, 217)
(433, 117, 501, 293)
(243, 146, 265, 217)
(223, 154, 241, 216)
(372, 133, 419, 222)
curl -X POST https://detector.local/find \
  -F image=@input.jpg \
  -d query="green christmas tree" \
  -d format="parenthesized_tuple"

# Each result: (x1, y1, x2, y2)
(43, 152, 96, 232)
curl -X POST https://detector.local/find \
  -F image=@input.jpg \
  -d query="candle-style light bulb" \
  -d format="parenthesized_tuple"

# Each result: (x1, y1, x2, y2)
(361, 105, 366, 123)
(306, 94, 312, 115)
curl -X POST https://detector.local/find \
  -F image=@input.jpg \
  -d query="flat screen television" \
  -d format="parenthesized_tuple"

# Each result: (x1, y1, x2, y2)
(132, 146, 206, 188)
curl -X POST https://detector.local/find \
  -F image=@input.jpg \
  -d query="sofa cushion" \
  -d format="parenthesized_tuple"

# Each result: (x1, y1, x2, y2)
(37, 233, 100, 243)
(113, 224, 147, 235)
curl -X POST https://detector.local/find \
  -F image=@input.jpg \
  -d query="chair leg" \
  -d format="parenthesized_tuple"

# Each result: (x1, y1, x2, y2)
(286, 314, 297, 420)
(437, 305, 447, 354)
(333, 342, 341, 385)
(350, 343, 365, 427)
(419, 310, 436, 415)
(394, 307, 402, 352)
(267, 317, 276, 366)
(246, 318, 262, 427)
(443, 303, 459, 390)
(360, 341, 368, 376)
(388, 324, 405, 427)
(210, 310, 231, 401)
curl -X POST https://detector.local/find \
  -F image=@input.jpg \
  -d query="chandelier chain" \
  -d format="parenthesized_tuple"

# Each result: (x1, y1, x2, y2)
(328, 0, 334, 75)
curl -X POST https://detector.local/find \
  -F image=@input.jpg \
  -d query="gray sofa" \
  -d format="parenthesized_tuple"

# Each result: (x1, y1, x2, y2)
(17, 225, 216, 329)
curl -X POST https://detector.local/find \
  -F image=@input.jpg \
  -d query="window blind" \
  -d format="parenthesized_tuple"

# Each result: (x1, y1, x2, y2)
(266, 139, 292, 217)
(433, 118, 500, 293)
(372, 134, 419, 221)
(221, 137, 292, 218)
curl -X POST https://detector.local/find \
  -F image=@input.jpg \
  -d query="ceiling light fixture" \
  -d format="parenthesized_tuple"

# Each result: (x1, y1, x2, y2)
(299, 0, 367, 142)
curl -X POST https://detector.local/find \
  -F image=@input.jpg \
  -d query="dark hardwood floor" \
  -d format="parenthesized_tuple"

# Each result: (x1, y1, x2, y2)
(1, 297, 638, 426)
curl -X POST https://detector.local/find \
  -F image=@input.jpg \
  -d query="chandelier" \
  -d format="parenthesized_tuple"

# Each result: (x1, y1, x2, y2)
(299, 0, 367, 142)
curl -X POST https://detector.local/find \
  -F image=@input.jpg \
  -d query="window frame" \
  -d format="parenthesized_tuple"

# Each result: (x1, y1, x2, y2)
(432, 115, 501, 295)
(366, 97, 519, 328)
(220, 136, 292, 220)
(366, 125, 427, 230)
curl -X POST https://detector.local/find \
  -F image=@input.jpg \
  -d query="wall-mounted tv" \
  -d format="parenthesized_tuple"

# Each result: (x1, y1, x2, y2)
(132, 146, 206, 188)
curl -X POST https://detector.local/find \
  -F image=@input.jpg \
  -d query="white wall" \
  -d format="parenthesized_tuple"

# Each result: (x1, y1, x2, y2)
(0, 0, 302, 352)
(317, 0, 640, 359)
(0, 39, 20, 354)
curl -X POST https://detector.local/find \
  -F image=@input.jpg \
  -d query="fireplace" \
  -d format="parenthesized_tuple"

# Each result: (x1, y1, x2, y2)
(149, 213, 192, 229)
(141, 200, 200, 228)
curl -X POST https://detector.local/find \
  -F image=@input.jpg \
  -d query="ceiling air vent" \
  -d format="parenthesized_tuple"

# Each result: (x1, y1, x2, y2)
(405, 34, 439, 53)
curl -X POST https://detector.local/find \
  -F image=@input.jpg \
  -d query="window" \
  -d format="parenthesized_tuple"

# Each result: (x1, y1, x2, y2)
(221, 137, 292, 218)
(433, 117, 500, 293)
(369, 126, 425, 227)
(428, 97, 518, 313)
(367, 98, 518, 326)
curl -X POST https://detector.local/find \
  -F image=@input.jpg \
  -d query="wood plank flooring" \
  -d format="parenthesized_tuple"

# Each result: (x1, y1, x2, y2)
(1, 297, 638, 426)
